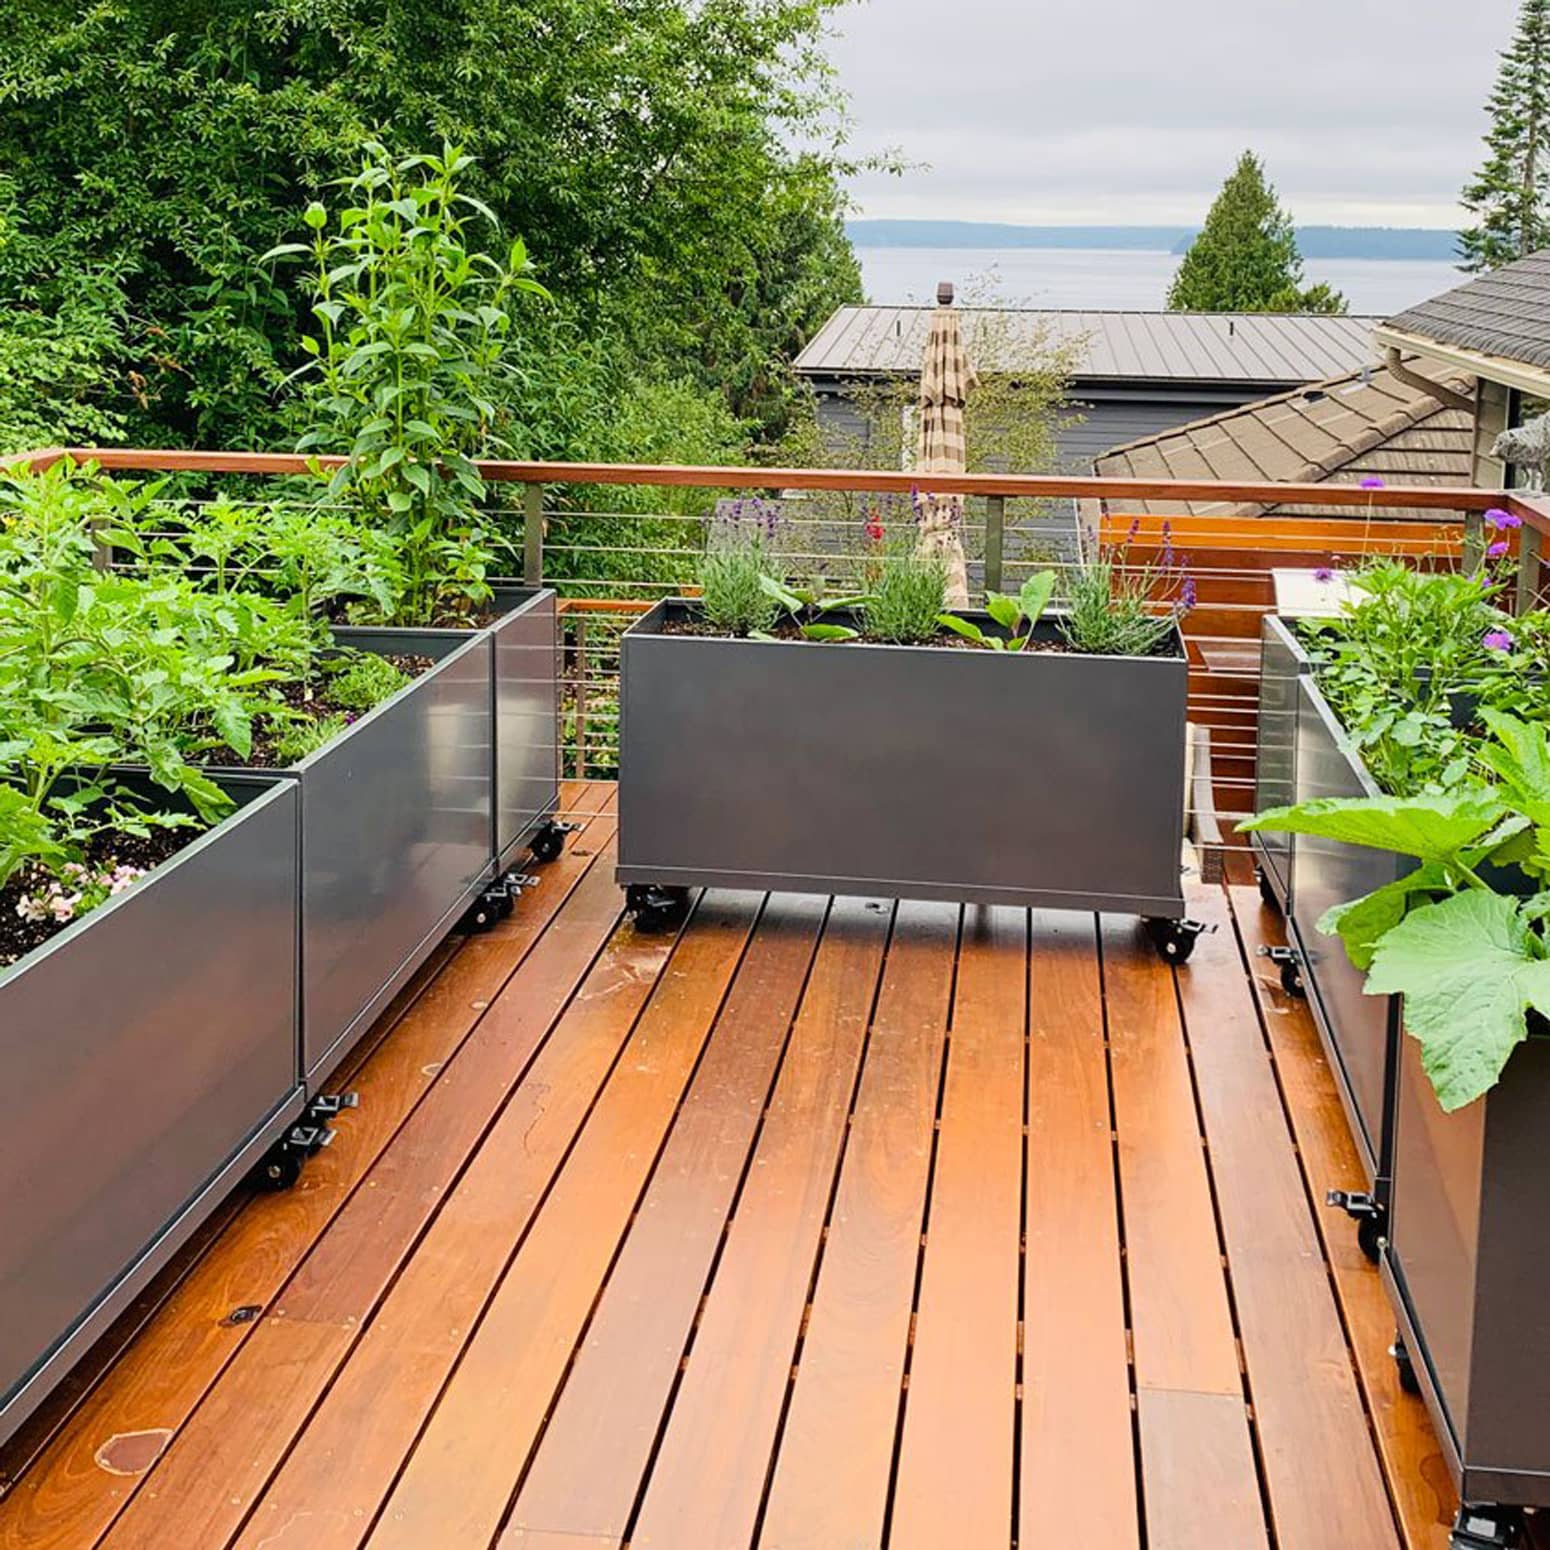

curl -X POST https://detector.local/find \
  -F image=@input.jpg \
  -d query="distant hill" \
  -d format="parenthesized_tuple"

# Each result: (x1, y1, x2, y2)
(848, 220, 1459, 262)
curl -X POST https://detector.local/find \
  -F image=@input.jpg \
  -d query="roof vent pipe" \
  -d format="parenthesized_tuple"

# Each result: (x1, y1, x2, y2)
(937, 280, 954, 306)
(1383, 347, 1474, 415)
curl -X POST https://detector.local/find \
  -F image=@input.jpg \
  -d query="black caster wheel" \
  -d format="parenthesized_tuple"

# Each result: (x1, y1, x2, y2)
(626, 883, 691, 933)
(1357, 1211, 1385, 1264)
(1392, 1334, 1422, 1397)
(1280, 957, 1305, 998)
(1256, 868, 1280, 912)
(254, 1148, 303, 1192)
(530, 822, 566, 863)
(1451, 1505, 1525, 1549)
(1145, 917, 1202, 965)
(460, 884, 511, 934)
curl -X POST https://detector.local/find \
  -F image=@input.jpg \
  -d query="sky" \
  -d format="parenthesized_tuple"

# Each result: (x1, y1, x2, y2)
(826, 0, 1516, 228)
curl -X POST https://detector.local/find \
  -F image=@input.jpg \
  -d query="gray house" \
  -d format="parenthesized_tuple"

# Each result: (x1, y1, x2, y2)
(793, 305, 1382, 466)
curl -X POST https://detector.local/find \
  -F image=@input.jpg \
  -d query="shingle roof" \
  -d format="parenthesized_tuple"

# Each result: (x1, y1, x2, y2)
(1091, 355, 1474, 518)
(1383, 248, 1550, 371)
(793, 306, 1381, 385)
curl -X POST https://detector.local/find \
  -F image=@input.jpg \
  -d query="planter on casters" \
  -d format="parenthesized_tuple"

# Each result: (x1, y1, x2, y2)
(1383, 1033, 1550, 1550)
(617, 601, 1195, 958)
(211, 626, 496, 1091)
(0, 773, 302, 1449)
(487, 585, 565, 873)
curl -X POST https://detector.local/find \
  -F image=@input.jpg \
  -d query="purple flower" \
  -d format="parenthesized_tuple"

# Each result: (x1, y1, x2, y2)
(1360, 477, 1385, 490)
(1313, 565, 1335, 582)
(1486, 540, 1510, 559)
(1179, 577, 1198, 612)
(1125, 516, 1141, 547)
(1487, 507, 1523, 530)
(1484, 629, 1514, 652)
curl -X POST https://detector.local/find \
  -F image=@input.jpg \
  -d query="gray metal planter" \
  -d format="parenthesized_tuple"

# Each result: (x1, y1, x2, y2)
(487, 586, 562, 871)
(1288, 674, 1410, 1230)
(0, 774, 301, 1448)
(1251, 616, 1312, 913)
(618, 601, 1189, 930)
(1384, 1034, 1550, 1527)
(213, 627, 495, 1088)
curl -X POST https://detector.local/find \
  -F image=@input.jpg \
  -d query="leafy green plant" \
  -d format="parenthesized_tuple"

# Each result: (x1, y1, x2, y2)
(1297, 561, 1523, 796)
(269, 713, 349, 765)
(1241, 711, 1550, 1111)
(938, 573, 1056, 650)
(267, 142, 548, 625)
(699, 526, 779, 638)
(1059, 533, 1190, 658)
(756, 576, 868, 642)
(326, 653, 411, 713)
(0, 464, 258, 896)
(864, 539, 948, 644)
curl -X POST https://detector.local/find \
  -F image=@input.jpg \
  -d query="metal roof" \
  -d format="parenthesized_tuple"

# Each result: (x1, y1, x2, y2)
(1091, 355, 1474, 518)
(793, 306, 1382, 385)
(1382, 248, 1550, 373)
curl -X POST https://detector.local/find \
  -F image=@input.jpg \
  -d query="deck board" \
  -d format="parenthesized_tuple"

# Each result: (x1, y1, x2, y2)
(0, 791, 1484, 1549)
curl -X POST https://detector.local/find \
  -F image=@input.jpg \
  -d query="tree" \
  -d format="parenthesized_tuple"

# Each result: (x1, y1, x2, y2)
(1167, 153, 1347, 314)
(1459, 0, 1550, 271)
(0, 0, 863, 451)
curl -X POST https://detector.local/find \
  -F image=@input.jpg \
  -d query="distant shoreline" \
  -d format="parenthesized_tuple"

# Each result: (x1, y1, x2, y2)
(847, 220, 1460, 262)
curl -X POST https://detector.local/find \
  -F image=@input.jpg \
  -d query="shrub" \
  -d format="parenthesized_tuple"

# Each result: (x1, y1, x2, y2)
(865, 538, 947, 644)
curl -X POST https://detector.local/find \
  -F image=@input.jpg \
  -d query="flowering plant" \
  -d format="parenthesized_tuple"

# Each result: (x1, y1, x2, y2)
(14, 858, 147, 927)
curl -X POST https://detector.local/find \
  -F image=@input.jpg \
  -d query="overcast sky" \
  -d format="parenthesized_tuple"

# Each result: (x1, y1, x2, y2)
(827, 0, 1515, 228)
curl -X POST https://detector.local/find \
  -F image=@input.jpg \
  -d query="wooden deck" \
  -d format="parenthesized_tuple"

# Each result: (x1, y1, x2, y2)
(0, 781, 1470, 1549)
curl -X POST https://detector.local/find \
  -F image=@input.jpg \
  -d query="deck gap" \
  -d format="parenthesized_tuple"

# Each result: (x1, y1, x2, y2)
(877, 905, 964, 1550)
(1169, 931, 1281, 1548)
(1095, 916, 1150, 1550)
(1011, 910, 1032, 1550)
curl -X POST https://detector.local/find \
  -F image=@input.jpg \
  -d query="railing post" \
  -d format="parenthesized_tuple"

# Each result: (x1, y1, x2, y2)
(1518, 523, 1543, 615)
(984, 495, 1005, 595)
(575, 615, 589, 781)
(523, 482, 544, 586)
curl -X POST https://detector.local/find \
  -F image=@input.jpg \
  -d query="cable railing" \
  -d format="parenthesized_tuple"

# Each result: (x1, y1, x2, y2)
(7, 446, 1547, 866)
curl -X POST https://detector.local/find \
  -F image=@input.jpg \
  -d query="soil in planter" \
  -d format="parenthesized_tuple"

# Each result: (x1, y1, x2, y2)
(213, 652, 434, 769)
(1, 828, 192, 970)
(658, 618, 1082, 653)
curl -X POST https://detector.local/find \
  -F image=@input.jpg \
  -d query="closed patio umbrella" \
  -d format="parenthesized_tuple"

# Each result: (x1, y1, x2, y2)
(916, 280, 977, 605)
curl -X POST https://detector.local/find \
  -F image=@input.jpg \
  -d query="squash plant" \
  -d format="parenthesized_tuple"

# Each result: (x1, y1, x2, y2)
(1243, 712, 1550, 1112)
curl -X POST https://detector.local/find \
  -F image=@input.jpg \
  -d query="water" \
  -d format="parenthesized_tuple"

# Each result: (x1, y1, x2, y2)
(857, 246, 1464, 316)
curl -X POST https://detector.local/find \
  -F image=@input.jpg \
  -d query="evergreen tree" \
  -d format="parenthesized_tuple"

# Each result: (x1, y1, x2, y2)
(1459, 0, 1550, 271)
(1167, 152, 1346, 314)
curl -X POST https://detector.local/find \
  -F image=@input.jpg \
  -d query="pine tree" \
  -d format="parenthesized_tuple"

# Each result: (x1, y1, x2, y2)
(1459, 0, 1550, 271)
(1167, 152, 1346, 314)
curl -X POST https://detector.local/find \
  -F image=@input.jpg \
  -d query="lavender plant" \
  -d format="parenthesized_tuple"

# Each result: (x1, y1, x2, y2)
(1059, 523, 1194, 658)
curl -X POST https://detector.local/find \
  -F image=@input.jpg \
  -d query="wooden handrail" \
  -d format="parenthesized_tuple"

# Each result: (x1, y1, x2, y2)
(0, 446, 1510, 515)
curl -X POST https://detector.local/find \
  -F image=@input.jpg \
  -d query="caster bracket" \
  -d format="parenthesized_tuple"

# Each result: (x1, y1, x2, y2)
(1451, 1505, 1525, 1549)
(254, 1092, 356, 1190)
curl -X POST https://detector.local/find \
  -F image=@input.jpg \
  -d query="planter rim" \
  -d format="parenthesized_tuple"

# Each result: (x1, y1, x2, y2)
(629, 596, 1188, 664)
(0, 771, 291, 992)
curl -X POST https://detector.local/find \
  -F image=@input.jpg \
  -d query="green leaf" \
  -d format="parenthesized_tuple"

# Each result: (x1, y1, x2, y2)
(984, 592, 1021, 632)
(936, 613, 987, 645)
(1479, 711, 1550, 827)
(1366, 890, 1550, 1111)
(800, 623, 860, 642)
(1317, 861, 1450, 971)
(1018, 571, 1057, 628)
(1238, 791, 1506, 863)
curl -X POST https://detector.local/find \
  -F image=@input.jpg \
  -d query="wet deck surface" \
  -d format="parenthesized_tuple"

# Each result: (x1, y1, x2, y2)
(0, 783, 1471, 1548)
